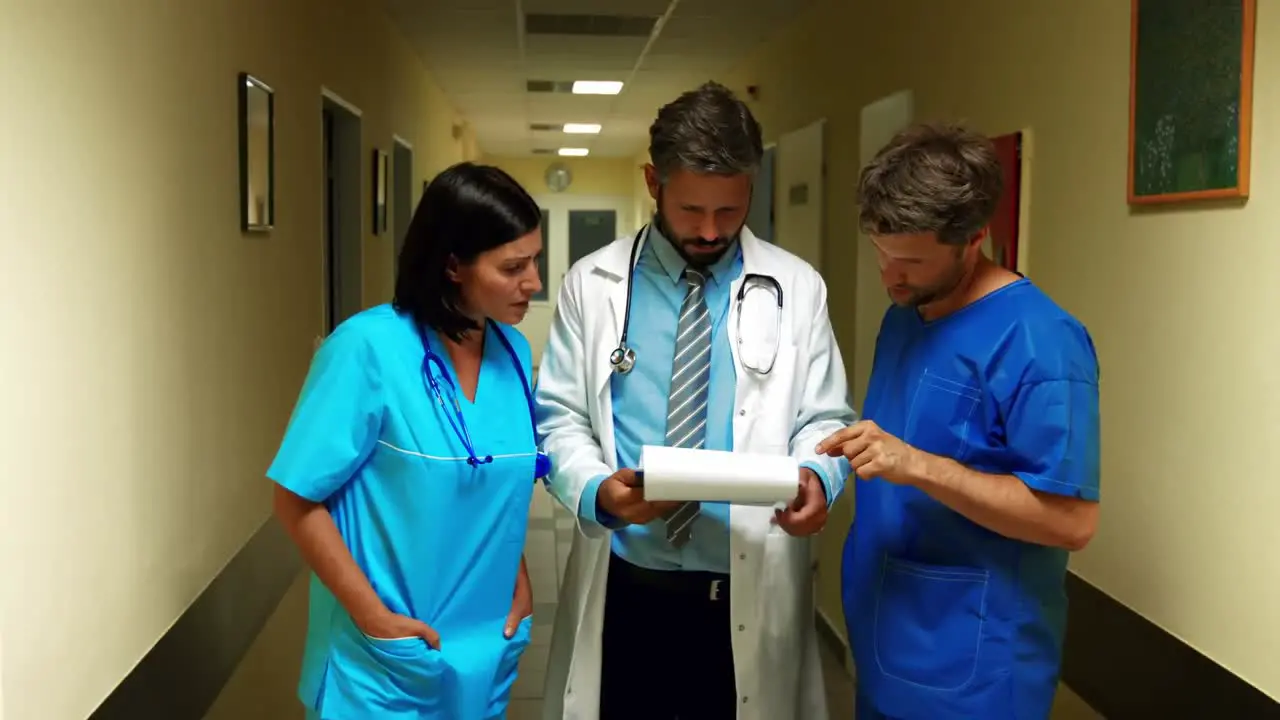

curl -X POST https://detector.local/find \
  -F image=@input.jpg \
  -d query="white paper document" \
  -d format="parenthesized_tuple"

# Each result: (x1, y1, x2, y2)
(637, 445, 800, 505)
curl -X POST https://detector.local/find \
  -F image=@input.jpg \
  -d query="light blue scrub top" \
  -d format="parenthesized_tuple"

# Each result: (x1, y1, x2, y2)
(843, 279, 1100, 720)
(267, 304, 537, 720)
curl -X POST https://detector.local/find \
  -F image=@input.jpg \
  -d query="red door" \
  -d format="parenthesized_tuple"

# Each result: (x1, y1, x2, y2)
(989, 132, 1022, 272)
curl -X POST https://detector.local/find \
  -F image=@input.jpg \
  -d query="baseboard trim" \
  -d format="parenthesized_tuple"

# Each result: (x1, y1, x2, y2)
(88, 517, 302, 720)
(1062, 571, 1279, 718)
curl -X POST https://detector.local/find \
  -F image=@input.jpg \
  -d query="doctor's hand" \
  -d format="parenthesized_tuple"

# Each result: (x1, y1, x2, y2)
(775, 468, 828, 536)
(598, 468, 681, 525)
(816, 420, 922, 485)
(355, 608, 442, 650)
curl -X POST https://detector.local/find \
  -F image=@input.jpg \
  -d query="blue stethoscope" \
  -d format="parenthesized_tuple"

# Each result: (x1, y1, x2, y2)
(419, 322, 552, 482)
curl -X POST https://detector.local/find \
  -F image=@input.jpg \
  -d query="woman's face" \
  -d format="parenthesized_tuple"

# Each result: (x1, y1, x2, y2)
(449, 227, 544, 327)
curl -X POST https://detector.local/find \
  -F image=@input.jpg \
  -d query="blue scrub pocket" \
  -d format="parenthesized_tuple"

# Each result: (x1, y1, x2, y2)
(904, 374, 981, 461)
(484, 614, 534, 718)
(872, 556, 989, 691)
(316, 615, 448, 718)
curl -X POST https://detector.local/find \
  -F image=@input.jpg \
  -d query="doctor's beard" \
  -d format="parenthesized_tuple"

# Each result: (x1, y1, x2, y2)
(653, 193, 742, 268)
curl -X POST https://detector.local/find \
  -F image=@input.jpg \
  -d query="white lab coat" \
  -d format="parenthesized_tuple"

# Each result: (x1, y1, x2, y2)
(534, 227, 855, 720)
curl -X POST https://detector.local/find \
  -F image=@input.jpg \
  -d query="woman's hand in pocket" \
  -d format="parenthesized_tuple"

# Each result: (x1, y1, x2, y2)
(357, 608, 442, 649)
(505, 555, 534, 638)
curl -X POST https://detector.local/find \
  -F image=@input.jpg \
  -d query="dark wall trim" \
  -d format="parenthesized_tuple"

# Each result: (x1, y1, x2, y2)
(89, 518, 302, 720)
(1063, 571, 1280, 719)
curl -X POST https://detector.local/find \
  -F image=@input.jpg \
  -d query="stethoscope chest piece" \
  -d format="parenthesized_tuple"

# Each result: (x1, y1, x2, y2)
(609, 346, 636, 375)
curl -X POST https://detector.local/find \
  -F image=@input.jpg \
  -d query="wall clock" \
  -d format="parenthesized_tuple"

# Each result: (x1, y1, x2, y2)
(544, 162, 573, 193)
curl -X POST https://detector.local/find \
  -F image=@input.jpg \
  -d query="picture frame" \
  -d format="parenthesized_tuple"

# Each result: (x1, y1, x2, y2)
(1127, 0, 1256, 205)
(372, 148, 389, 235)
(238, 72, 275, 232)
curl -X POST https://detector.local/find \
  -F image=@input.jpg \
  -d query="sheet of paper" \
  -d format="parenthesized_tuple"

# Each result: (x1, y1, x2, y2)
(638, 445, 799, 505)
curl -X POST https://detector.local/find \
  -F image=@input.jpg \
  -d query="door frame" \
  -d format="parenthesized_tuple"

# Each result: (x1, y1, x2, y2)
(532, 194, 633, 309)
(318, 87, 364, 339)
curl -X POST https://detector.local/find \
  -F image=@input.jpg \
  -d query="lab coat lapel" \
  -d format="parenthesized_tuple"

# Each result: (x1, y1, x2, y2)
(592, 234, 643, 403)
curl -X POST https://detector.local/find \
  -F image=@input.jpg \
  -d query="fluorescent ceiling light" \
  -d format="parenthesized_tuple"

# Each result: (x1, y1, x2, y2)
(571, 80, 623, 95)
(558, 148, 590, 157)
(563, 123, 602, 134)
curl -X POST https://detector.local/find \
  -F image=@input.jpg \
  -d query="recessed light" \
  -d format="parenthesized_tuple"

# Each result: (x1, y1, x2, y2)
(571, 80, 623, 95)
(563, 123, 602, 134)
(558, 148, 590, 157)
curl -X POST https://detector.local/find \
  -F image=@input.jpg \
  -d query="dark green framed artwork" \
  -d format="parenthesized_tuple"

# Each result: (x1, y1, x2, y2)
(1128, 0, 1256, 204)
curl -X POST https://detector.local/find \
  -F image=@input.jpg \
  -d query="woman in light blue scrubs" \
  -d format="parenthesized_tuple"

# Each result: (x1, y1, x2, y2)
(268, 162, 547, 719)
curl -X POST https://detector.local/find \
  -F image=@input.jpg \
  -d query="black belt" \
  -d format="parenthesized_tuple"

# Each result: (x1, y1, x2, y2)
(608, 552, 730, 602)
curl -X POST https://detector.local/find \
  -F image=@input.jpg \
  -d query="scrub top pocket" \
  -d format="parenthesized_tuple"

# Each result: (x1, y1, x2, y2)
(903, 373, 981, 461)
(872, 555, 989, 692)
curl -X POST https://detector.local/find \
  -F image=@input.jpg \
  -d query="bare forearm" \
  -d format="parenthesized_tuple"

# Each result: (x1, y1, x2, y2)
(273, 486, 386, 623)
(906, 452, 1096, 550)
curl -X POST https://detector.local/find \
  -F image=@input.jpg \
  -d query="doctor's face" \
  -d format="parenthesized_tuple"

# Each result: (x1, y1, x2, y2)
(449, 227, 544, 326)
(871, 231, 980, 308)
(646, 166, 751, 266)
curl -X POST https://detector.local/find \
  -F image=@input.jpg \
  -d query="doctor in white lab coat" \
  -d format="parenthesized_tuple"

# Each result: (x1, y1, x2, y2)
(534, 82, 854, 720)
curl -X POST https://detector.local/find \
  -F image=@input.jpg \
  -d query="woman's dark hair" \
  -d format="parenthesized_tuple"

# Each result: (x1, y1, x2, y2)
(392, 161, 541, 341)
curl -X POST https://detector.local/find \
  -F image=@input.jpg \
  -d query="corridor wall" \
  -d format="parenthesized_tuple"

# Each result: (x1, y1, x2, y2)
(0, 0, 477, 717)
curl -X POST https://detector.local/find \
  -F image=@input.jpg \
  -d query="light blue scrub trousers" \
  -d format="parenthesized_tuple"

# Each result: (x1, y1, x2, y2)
(269, 305, 538, 719)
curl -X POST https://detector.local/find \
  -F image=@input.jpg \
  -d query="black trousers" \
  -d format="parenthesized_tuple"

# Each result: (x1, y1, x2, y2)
(599, 553, 737, 720)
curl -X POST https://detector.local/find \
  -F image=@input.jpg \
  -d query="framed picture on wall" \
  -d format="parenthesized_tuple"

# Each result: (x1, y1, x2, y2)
(1128, 0, 1256, 204)
(372, 149, 389, 234)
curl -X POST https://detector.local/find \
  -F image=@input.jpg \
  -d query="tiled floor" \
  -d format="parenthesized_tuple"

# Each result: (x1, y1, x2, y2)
(205, 486, 1102, 719)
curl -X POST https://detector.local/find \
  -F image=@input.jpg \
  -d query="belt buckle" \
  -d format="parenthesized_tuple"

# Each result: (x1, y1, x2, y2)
(708, 578, 724, 602)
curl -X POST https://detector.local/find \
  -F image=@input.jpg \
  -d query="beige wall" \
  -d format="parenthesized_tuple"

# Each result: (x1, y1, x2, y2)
(484, 155, 640, 198)
(721, 0, 1280, 700)
(0, 0, 476, 717)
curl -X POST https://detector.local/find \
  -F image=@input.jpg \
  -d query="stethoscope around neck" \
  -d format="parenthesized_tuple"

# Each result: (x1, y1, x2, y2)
(608, 223, 785, 376)
(419, 321, 551, 480)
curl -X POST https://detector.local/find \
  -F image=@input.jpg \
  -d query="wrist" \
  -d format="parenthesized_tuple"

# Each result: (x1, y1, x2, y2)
(902, 447, 940, 488)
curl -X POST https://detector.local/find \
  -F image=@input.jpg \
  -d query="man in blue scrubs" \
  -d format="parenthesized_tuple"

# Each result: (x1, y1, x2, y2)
(817, 123, 1101, 719)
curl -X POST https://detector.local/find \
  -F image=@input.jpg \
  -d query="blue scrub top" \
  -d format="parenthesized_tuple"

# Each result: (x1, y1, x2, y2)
(843, 279, 1100, 720)
(267, 304, 537, 719)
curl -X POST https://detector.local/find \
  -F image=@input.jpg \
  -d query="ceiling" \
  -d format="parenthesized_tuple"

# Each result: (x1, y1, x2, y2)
(382, 0, 818, 158)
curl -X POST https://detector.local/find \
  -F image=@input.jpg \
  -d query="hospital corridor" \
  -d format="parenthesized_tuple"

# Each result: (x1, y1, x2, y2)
(5, 0, 1280, 718)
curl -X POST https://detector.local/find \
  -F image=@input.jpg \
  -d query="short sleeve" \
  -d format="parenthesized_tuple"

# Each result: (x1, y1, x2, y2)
(1004, 378, 1100, 502)
(266, 325, 383, 502)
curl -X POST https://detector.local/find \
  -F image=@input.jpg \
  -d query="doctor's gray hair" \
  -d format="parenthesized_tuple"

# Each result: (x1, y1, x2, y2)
(857, 122, 1003, 246)
(648, 81, 763, 182)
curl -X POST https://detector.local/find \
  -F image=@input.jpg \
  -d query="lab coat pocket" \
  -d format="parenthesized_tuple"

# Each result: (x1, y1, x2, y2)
(485, 614, 534, 716)
(872, 556, 989, 691)
(320, 616, 447, 717)
(903, 373, 981, 461)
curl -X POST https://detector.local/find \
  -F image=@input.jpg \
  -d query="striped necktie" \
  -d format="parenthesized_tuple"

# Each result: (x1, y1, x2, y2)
(662, 266, 712, 548)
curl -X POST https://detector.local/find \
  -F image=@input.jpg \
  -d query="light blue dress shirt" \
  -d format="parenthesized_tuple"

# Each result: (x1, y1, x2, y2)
(578, 224, 833, 574)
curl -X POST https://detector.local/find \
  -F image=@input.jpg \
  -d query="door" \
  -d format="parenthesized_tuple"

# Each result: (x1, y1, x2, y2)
(746, 145, 776, 242)
(986, 132, 1023, 273)
(774, 120, 825, 271)
(813, 89, 916, 648)
(525, 196, 631, 368)
(321, 92, 363, 337)
(568, 210, 617, 268)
